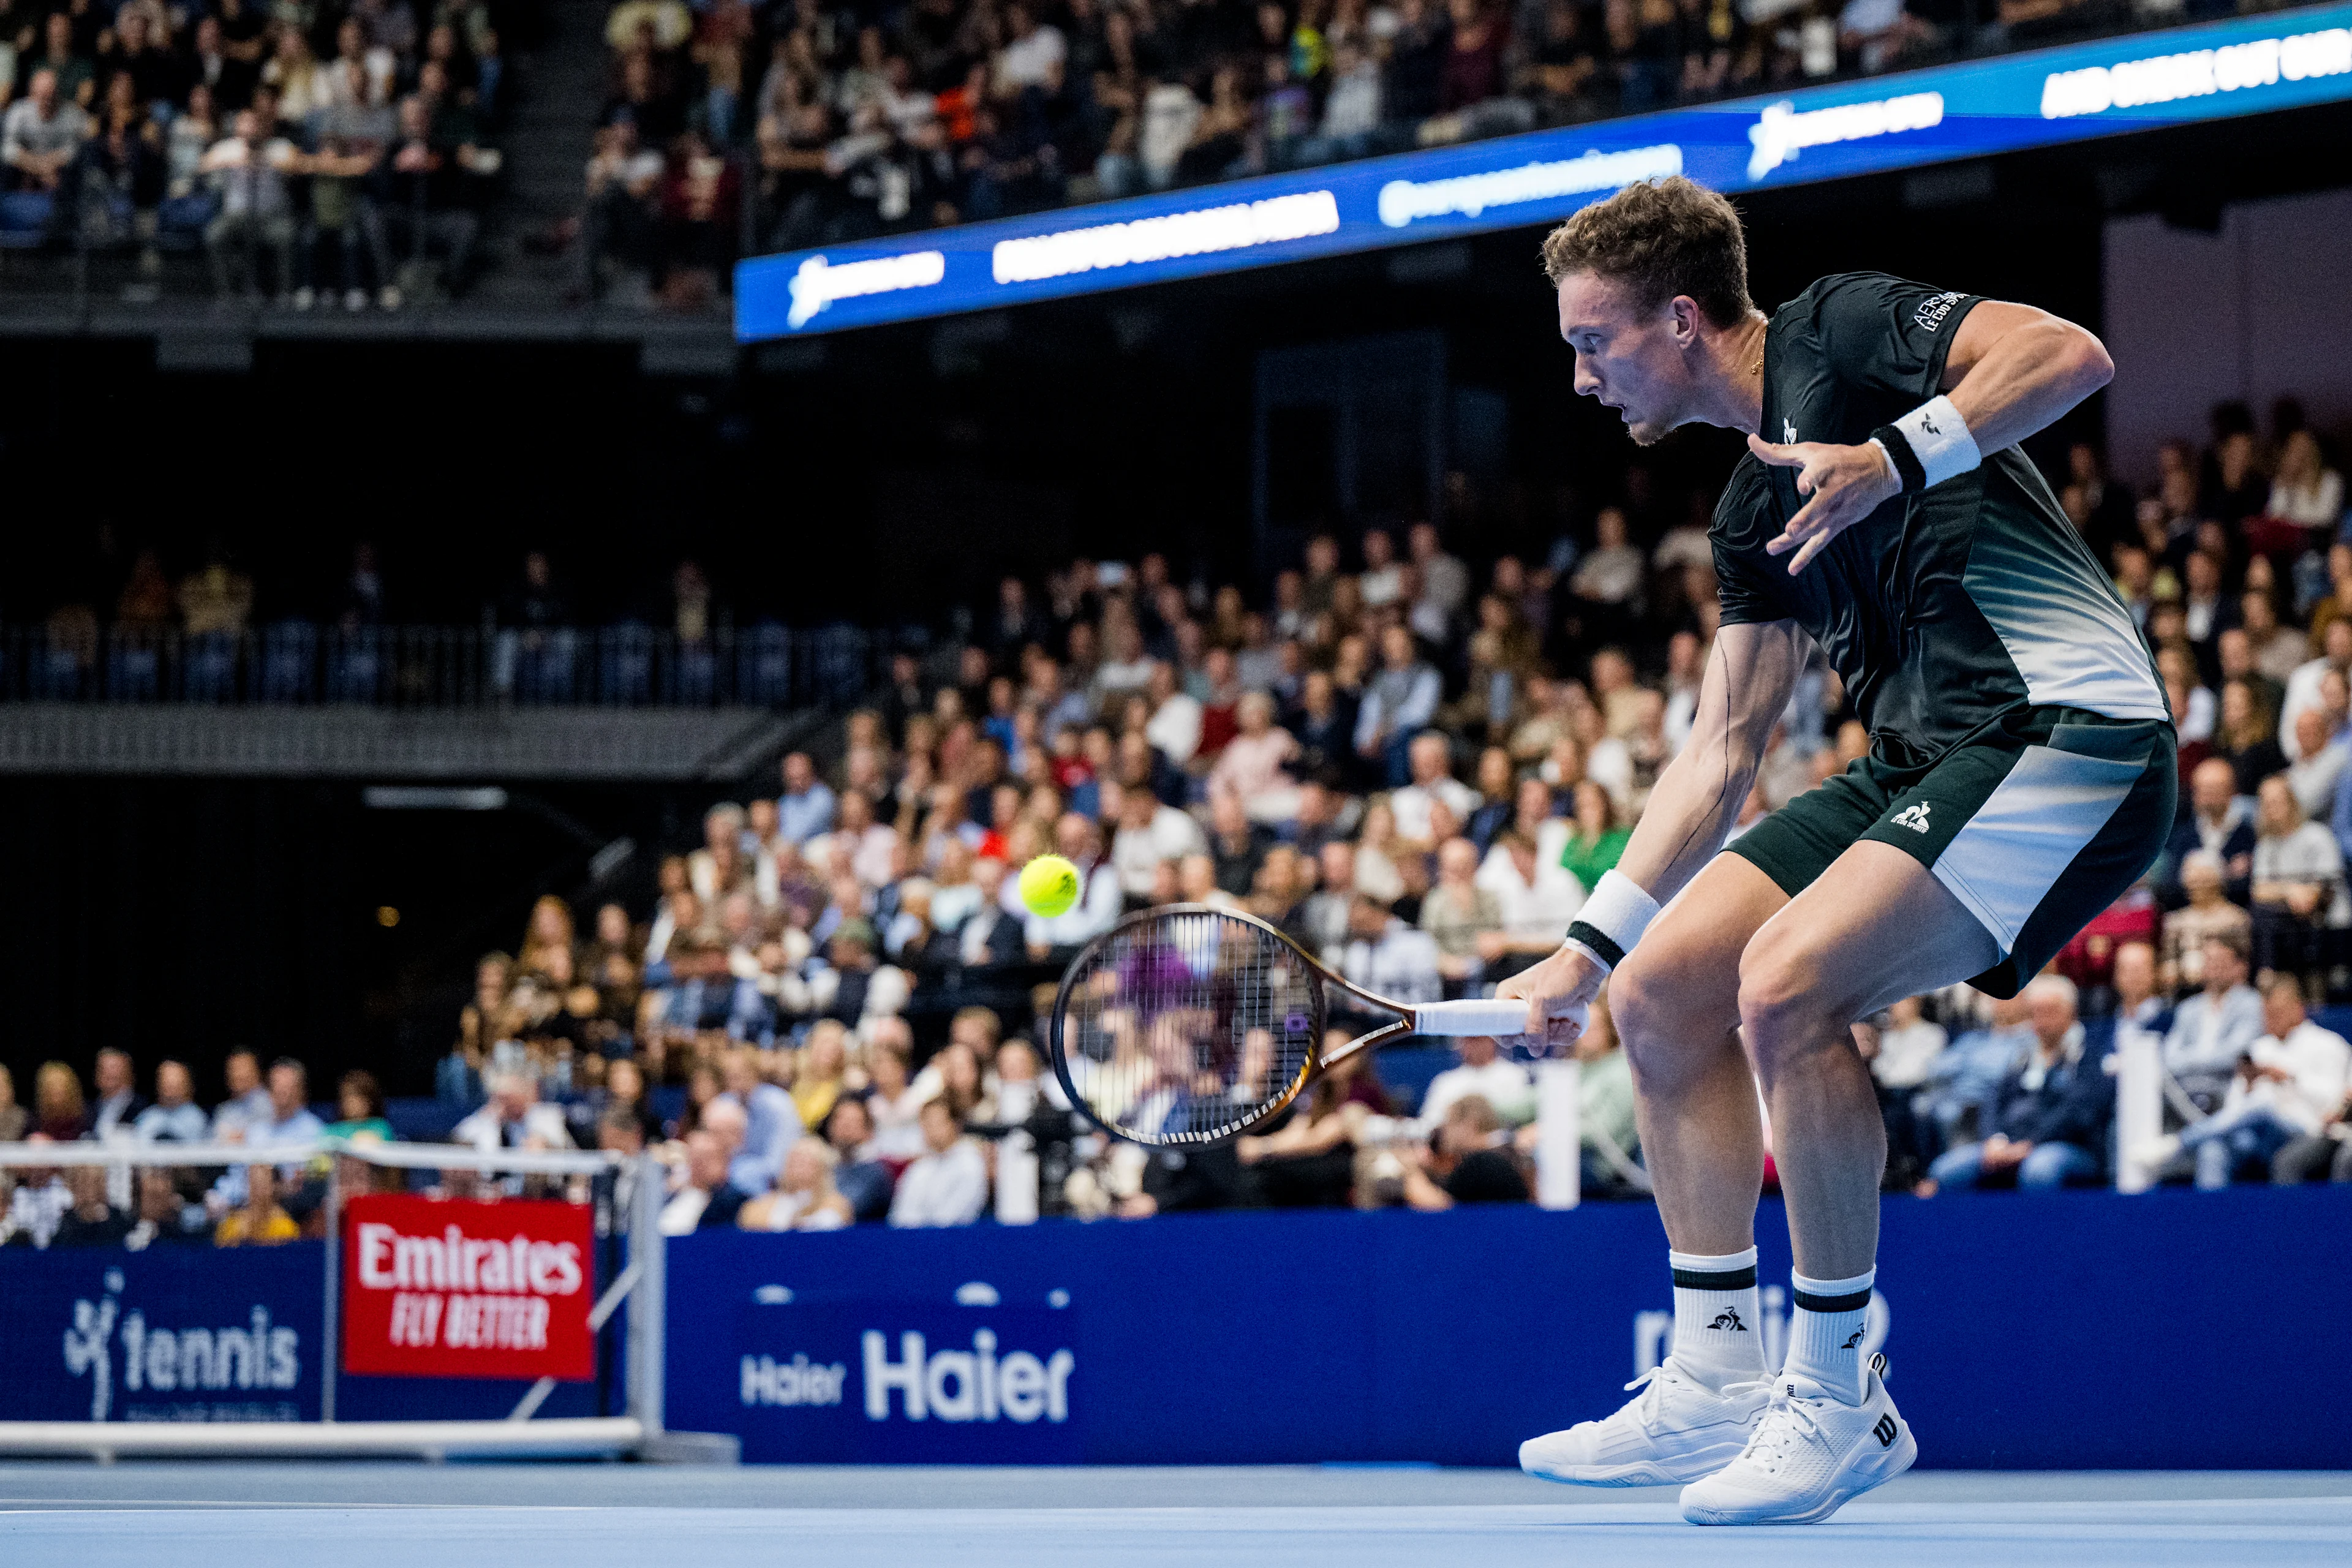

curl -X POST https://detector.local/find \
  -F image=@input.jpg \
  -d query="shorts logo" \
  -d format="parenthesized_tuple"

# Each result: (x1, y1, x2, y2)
(1912, 292, 1964, 333)
(1890, 802, 1932, 834)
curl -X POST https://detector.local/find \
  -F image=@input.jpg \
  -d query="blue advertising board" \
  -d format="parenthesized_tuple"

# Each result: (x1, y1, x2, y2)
(0, 1243, 324, 1423)
(668, 1186, 2352, 1468)
(737, 6, 2352, 340)
(0, 1240, 617, 1426)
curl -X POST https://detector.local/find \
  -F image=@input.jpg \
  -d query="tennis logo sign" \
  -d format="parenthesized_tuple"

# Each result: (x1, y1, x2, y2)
(61, 1267, 304, 1423)
(341, 1194, 596, 1381)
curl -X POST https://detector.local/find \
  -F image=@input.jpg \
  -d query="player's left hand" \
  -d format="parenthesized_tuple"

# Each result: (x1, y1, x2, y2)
(1747, 433, 1902, 575)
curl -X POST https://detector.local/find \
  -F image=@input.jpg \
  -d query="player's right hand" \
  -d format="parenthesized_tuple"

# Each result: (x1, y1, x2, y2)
(1496, 942, 1605, 1050)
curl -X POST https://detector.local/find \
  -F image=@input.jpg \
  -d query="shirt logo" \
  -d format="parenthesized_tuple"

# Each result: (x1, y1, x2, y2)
(1891, 802, 1932, 834)
(1784, 418, 1798, 445)
(1912, 292, 1964, 333)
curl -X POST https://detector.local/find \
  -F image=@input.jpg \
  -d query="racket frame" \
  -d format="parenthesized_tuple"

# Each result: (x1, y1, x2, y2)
(1046, 902, 1442, 1148)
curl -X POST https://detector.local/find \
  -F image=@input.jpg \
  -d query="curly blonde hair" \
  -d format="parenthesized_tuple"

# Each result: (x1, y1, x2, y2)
(1540, 176, 1754, 330)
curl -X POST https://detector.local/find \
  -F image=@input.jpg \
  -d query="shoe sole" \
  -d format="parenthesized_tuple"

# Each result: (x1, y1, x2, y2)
(1679, 1423, 1918, 1525)
(1522, 1438, 1753, 1488)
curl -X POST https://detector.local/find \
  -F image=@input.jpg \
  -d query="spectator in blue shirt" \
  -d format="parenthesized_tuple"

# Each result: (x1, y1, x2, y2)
(133, 1060, 209, 1144)
(1928, 976, 2113, 1191)
(2163, 931, 2266, 1114)
(1354, 624, 1441, 787)
(776, 751, 837, 843)
(718, 1047, 800, 1191)
(1913, 993, 2030, 1155)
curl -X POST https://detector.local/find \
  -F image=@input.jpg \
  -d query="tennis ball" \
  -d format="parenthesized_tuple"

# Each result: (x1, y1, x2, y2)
(1019, 853, 1082, 918)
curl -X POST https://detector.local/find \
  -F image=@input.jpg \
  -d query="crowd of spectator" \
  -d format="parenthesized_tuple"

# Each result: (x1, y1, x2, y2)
(577, 0, 2269, 295)
(0, 0, 508, 301)
(7, 391, 2351, 1234)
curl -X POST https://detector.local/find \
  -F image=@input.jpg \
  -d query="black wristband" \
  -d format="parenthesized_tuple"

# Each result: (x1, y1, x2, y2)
(1564, 920, 1623, 969)
(1872, 424, 1924, 492)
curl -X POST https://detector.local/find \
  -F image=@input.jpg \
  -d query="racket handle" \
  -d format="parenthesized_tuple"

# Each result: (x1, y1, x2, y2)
(1412, 998, 1547, 1037)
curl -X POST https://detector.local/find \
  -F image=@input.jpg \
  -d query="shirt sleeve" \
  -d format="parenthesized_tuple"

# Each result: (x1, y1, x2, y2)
(1709, 456, 1796, 628)
(1807, 271, 1982, 405)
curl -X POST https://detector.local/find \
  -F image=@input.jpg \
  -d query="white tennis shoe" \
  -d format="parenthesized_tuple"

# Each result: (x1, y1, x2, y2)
(1678, 1354, 1916, 1525)
(1518, 1359, 1771, 1486)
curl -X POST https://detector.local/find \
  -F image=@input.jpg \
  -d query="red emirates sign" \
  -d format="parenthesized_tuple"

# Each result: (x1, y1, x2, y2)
(341, 1194, 597, 1381)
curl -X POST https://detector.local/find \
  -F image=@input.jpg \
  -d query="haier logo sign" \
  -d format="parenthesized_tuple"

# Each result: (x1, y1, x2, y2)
(731, 1300, 1083, 1462)
(862, 1329, 1076, 1424)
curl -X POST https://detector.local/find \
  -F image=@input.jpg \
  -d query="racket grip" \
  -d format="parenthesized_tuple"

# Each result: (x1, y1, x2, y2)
(1412, 998, 1544, 1036)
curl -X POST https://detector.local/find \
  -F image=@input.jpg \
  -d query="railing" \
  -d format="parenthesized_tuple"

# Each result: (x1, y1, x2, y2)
(0, 622, 924, 710)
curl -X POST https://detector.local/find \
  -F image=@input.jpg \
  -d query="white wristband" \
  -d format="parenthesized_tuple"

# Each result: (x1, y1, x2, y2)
(1893, 394, 1980, 489)
(1563, 869, 1661, 972)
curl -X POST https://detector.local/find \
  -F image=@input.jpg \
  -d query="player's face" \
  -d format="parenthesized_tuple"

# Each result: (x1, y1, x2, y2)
(1556, 272, 1695, 447)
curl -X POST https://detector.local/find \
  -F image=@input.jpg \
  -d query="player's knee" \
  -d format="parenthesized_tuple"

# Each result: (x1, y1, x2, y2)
(1612, 945, 1717, 1096)
(1735, 935, 1834, 1075)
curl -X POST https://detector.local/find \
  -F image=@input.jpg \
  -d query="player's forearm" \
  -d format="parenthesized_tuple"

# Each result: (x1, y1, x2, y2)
(1943, 317, 2112, 456)
(1606, 739, 1758, 909)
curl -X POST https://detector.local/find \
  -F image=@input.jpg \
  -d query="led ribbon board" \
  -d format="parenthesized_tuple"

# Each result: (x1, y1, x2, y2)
(737, 5, 2352, 340)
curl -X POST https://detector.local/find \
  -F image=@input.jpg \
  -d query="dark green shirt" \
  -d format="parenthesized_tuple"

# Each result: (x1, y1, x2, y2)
(1713, 271, 2167, 772)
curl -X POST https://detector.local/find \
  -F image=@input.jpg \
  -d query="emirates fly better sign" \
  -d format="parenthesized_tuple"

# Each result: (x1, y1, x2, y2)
(341, 1194, 596, 1381)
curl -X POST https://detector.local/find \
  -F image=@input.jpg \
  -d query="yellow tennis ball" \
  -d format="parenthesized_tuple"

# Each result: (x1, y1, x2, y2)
(1019, 853, 1082, 918)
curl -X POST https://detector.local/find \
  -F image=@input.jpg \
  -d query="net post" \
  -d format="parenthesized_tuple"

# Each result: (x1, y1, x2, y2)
(1535, 1058, 1581, 1210)
(320, 1155, 341, 1423)
(2113, 1027, 2163, 1194)
(627, 1149, 666, 1442)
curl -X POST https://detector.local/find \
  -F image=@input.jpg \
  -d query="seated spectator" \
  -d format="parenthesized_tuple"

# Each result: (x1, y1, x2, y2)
(328, 1070, 393, 1142)
(740, 1139, 854, 1231)
(1914, 993, 2030, 1153)
(2174, 974, 2351, 1189)
(660, 1128, 755, 1233)
(1419, 1032, 1535, 1130)
(717, 1047, 799, 1185)
(1339, 892, 1441, 1008)
(2, 70, 91, 236)
(1208, 692, 1302, 823)
(50, 1164, 133, 1247)
(573, 118, 663, 302)
(2159, 758, 2255, 908)
(1927, 976, 2111, 1192)
(791, 1025, 850, 1132)
(2163, 931, 2264, 1114)
(889, 1098, 989, 1226)
(2265, 429, 2342, 537)
(1390, 733, 1480, 846)
(823, 1096, 896, 1222)
(215, 1163, 301, 1246)
(125, 1166, 208, 1250)
(86, 1049, 147, 1140)
(1419, 836, 1502, 986)
(32, 1060, 88, 1141)
(1559, 780, 1631, 894)
(201, 107, 299, 301)
(1476, 827, 1585, 978)
(134, 1060, 208, 1144)
(1354, 626, 1441, 787)
(1, 1137, 70, 1248)
(383, 92, 483, 300)
(1237, 1048, 1366, 1207)
(1861, 994, 1945, 1186)
(2211, 679, 2285, 795)
(2286, 706, 2347, 822)
(2161, 851, 2253, 992)
(453, 1068, 571, 1153)
(209, 1049, 272, 1141)
(1402, 1094, 1529, 1209)
(0, 1065, 23, 1142)
(2250, 773, 2345, 971)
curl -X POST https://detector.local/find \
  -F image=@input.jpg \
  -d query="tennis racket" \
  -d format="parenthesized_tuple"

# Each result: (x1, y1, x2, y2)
(1045, 903, 1585, 1147)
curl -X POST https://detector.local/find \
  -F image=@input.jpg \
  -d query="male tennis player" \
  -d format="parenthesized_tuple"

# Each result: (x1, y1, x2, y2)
(1498, 176, 2174, 1525)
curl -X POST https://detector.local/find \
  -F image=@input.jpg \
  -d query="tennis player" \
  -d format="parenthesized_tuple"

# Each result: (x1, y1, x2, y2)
(1498, 177, 2174, 1524)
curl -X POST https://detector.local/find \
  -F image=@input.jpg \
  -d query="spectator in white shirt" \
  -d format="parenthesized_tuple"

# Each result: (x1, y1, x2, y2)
(2179, 975, 2352, 1188)
(889, 1098, 989, 1227)
(1022, 813, 1125, 956)
(993, 2, 1066, 92)
(1340, 894, 1442, 1008)
(1476, 828, 1585, 975)
(1108, 782, 1206, 901)
(1418, 1034, 1535, 1130)
(452, 1069, 574, 1153)
(2267, 430, 2343, 532)
(2286, 706, 2348, 822)
(0, 1137, 70, 1248)
(1869, 995, 1948, 1092)
(1142, 660, 1203, 765)
(1389, 732, 1481, 845)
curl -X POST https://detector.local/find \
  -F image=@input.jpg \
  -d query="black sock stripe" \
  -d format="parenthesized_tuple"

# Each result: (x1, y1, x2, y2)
(1670, 1265, 1758, 1291)
(1565, 921, 1623, 968)
(1792, 1287, 1873, 1314)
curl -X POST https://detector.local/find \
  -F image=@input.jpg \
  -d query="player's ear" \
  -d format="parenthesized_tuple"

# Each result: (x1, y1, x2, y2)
(1668, 294, 1703, 349)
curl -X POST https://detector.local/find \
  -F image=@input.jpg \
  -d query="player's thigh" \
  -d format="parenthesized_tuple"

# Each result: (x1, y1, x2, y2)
(1738, 839, 2002, 1047)
(1612, 850, 1790, 1049)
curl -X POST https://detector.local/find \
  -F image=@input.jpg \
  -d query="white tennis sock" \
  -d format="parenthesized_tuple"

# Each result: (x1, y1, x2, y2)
(1668, 1247, 1768, 1389)
(1785, 1268, 1875, 1404)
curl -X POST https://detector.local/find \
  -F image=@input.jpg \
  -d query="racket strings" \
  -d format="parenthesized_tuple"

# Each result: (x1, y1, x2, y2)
(1057, 910, 1322, 1145)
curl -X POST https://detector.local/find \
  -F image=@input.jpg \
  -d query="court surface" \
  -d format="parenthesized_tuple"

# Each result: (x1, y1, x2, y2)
(2, 1464, 2345, 1566)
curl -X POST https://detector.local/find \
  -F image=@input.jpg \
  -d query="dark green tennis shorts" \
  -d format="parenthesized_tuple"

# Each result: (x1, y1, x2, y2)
(1727, 706, 2177, 998)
